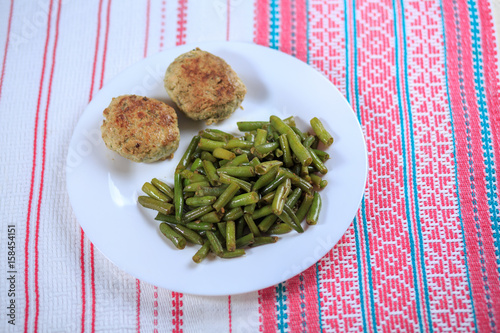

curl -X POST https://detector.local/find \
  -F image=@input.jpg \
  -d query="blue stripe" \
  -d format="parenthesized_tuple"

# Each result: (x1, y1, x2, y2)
(467, 0, 500, 283)
(349, 0, 376, 331)
(269, 0, 279, 50)
(390, 0, 426, 331)
(276, 283, 288, 332)
(396, 0, 434, 330)
(438, 0, 478, 329)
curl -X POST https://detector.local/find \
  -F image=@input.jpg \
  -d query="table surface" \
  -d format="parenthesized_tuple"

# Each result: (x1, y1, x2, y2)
(1, 1, 499, 332)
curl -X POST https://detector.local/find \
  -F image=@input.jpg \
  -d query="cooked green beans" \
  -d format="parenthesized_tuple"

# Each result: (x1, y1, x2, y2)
(139, 114, 331, 263)
(310, 117, 333, 146)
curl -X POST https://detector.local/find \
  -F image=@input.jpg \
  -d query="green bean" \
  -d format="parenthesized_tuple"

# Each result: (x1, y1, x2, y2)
(270, 116, 312, 166)
(177, 135, 200, 171)
(236, 233, 254, 248)
(217, 166, 255, 178)
(142, 182, 171, 202)
(286, 187, 302, 207)
(244, 203, 256, 215)
(183, 205, 214, 222)
(258, 214, 278, 233)
(253, 142, 279, 159)
(306, 192, 322, 225)
(236, 218, 246, 239)
(155, 213, 181, 224)
(171, 224, 204, 245)
(195, 185, 229, 197)
(206, 231, 224, 256)
(320, 179, 328, 188)
(255, 160, 283, 175)
(272, 178, 291, 215)
(252, 205, 274, 219)
(217, 222, 227, 239)
(202, 160, 220, 186)
(310, 117, 333, 146)
(183, 181, 211, 192)
(268, 223, 293, 235)
(260, 191, 276, 205)
(296, 193, 314, 222)
(260, 174, 288, 196)
(219, 173, 252, 192)
(279, 168, 313, 194)
(283, 116, 296, 127)
(251, 236, 278, 247)
(228, 192, 260, 209)
(252, 166, 279, 191)
(226, 221, 236, 251)
(213, 147, 236, 160)
(159, 223, 186, 249)
(244, 132, 255, 142)
(190, 157, 204, 171)
(192, 241, 211, 263)
(291, 126, 307, 142)
(278, 134, 294, 168)
(200, 211, 223, 223)
(220, 249, 245, 258)
(311, 149, 329, 162)
(275, 148, 283, 158)
(249, 157, 261, 167)
(206, 128, 234, 140)
(225, 153, 249, 167)
(222, 207, 244, 221)
(180, 169, 208, 183)
(232, 148, 252, 156)
(277, 209, 304, 233)
(307, 147, 328, 174)
(201, 151, 218, 163)
(185, 222, 214, 231)
(302, 135, 316, 148)
(237, 121, 269, 131)
(151, 178, 174, 199)
(200, 130, 228, 142)
(213, 182, 240, 211)
(244, 214, 261, 237)
(310, 174, 322, 187)
(225, 139, 254, 149)
(138, 196, 174, 215)
(283, 204, 300, 226)
(198, 137, 226, 152)
(254, 128, 268, 146)
(213, 230, 226, 246)
(186, 196, 217, 207)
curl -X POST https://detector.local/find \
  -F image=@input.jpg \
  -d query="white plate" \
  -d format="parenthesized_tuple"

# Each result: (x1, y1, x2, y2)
(67, 42, 367, 296)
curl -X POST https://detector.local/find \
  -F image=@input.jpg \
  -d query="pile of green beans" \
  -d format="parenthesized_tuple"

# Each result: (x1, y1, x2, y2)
(138, 115, 332, 263)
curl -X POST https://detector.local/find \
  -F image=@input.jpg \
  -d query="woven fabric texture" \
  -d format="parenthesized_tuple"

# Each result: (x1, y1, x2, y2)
(0, 0, 499, 332)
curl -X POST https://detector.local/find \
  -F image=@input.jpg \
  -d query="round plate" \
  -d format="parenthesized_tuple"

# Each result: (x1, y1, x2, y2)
(66, 41, 367, 296)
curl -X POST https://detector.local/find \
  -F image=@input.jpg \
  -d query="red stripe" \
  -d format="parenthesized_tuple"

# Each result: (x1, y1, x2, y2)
(23, 0, 55, 330)
(442, 0, 498, 330)
(295, 0, 307, 62)
(90, 245, 96, 333)
(258, 287, 277, 332)
(99, 0, 112, 90)
(136, 279, 141, 333)
(171, 291, 183, 332)
(253, 0, 269, 47)
(33, 0, 63, 331)
(144, 0, 151, 58)
(286, 275, 304, 332)
(226, 0, 230, 41)
(159, 1, 166, 51)
(88, 0, 104, 102)
(79, 229, 86, 333)
(153, 286, 159, 332)
(0, 0, 14, 102)
(176, 0, 187, 46)
(279, 0, 292, 55)
(228, 295, 232, 333)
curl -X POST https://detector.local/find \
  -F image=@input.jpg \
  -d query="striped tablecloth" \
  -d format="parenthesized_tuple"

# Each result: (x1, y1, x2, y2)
(1, 0, 499, 332)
